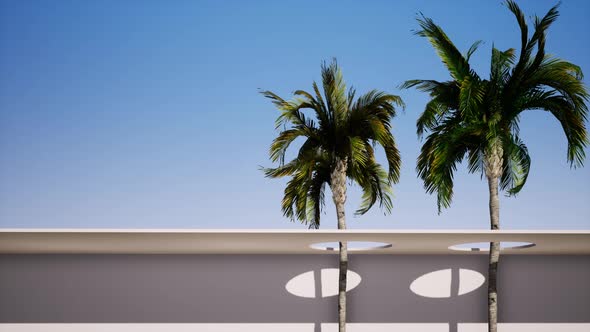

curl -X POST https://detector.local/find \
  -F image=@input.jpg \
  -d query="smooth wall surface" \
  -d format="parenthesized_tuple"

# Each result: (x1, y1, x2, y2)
(0, 254, 589, 331)
(3, 323, 590, 332)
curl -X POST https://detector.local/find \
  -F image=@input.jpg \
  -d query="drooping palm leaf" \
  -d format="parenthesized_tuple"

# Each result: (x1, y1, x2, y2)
(262, 59, 403, 227)
(406, 1, 587, 210)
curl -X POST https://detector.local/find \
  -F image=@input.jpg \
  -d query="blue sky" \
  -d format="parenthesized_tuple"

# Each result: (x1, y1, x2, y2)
(1, 0, 589, 229)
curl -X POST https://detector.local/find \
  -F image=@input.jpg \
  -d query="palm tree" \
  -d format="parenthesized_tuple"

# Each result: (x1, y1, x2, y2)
(403, 2, 588, 331)
(261, 59, 403, 332)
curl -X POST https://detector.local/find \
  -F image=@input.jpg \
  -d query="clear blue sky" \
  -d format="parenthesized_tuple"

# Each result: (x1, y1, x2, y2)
(1, 0, 589, 229)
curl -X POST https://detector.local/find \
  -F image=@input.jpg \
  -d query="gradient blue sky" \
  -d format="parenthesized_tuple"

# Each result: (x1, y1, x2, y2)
(1, 0, 589, 229)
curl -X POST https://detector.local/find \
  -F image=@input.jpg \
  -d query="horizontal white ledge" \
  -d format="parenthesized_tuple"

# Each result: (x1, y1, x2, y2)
(3, 228, 590, 234)
(1, 229, 589, 254)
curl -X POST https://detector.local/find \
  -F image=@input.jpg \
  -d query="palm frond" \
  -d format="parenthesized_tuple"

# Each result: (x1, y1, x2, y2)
(349, 158, 393, 215)
(417, 124, 481, 212)
(348, 136, 369, 169)
(281, 163, 312, 222)
(409, 0, 587, 214)
(416, 99, 447, 138)
(262, 59, 402, 226)
(490, 47, 516, 85)
(500, 134, 531, 195)
(269, 128, 307, 164)
(402, 79, 460, 137)
(321, 59, 348, 126)
(415, 14, 473, 81)
(526, 2, 560, 74)
(262, 159, 299, 178)
(505, 1, 560, 97)
(505, 0, 528, 56)
(458, 75, 486, 118)
(524, 57, 587, 112)
(260, 90, 317, 130)
(305, 166, 330, 229)
(467, 145, 486, 175)
(293, 89, 330, 130)
(536, 95, 587, 167)
(465, 40, 484, 62)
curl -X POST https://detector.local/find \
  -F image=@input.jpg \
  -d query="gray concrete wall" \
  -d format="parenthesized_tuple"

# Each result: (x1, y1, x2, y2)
(0, 254, 588, 331)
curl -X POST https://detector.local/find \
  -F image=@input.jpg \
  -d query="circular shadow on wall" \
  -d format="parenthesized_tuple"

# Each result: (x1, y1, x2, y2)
(410, 268, 486, 298)
(285, 268, 362, 298)
(310, 241, 392, 252)
(448, 241, 535, 252)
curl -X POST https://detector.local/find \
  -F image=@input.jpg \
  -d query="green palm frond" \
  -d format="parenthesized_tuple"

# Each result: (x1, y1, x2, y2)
(260, 90, 316, 131)
(505, 1, 560, 97)
(465, 40, 484, 62)
(500, 134, 531, 195)
(306, 166, 330, 229)
(348, 90, 403, 182)
(532, 95, 587, 167)
(293, 89, 331, 131)
(408, 2, 588, 213)
(418, 123, 480, 212)
(415, 14, 474, 81)
(467, 145, 486, 175)
(505, 0, 527, 59)
(312, 81, 330, 123)
(525, 2, 560, 74)
(262, 159, 299, 178)
(401, 79, 460, 137)
(351, 158, 393, 215)
(509, 55, 588, 167)
(524, 57, 587, 112)
(281, 163, 312, 223)
(262, 59, 402, 226)
(321, 59, 349, 126)
(490, 47, 516, 85)
(459, 75, 486, 117)
(416, 99, 449, 138)
(269, 129, 306, 164)
(377, 132, 402, 183)
(348, 136, 369, 168)
(347, 88, 357, 113)
(351, 90, 402, 123)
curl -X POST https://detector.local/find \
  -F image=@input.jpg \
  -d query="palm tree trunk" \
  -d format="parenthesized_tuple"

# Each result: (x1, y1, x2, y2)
(331, 157, 348, 332)
(487, 175, 500, 332)
(485, 142, 502, 332)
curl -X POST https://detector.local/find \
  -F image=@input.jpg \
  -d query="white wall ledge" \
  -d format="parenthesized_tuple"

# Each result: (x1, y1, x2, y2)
(1, 229, 589, 254)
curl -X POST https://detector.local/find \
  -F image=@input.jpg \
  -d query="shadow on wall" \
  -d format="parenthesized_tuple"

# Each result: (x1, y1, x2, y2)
(0, 254, 589, 327)
(286, 266, 485, 332)
(286, 268, 363, 298)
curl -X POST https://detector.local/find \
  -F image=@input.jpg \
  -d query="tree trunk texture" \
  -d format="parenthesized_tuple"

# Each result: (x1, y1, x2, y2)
(485, 141, 503, 332)
(331, 157, 348, 332)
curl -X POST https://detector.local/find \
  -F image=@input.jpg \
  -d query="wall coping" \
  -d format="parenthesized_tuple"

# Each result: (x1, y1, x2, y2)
(1, 229, 589, 254)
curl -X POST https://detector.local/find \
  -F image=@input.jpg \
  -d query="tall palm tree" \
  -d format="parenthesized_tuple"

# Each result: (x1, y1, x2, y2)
(261, 59, 403, 332)
(403, 1, 588, 331)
